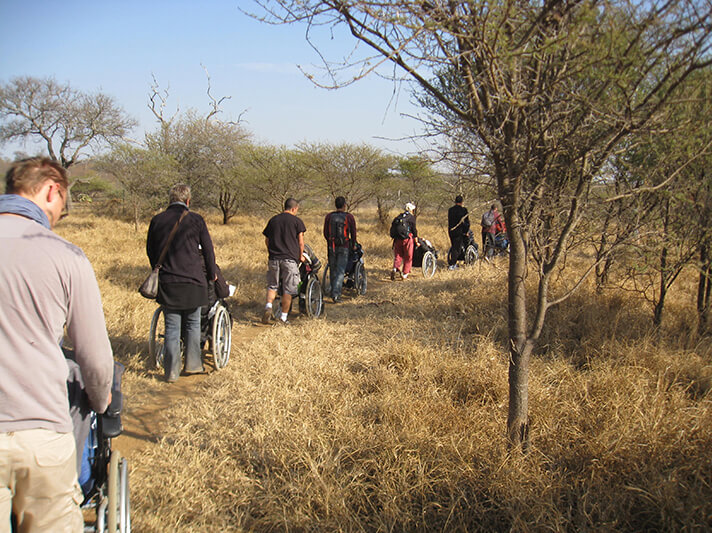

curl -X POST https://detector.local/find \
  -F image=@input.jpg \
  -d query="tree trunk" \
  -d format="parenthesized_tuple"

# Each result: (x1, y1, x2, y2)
(504, 201, 531, 451)
(698, 244, 711, 335)
(376, 198, 390, 229)
(654, 245, 668, 327)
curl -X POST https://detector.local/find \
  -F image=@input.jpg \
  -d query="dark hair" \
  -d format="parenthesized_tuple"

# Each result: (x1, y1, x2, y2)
(491, 204, 498, 210)
(455, 195, 463, 204)
(284, 197, 299, 211)
(5, 157, 68, 195)
(335, 196, 346, 209)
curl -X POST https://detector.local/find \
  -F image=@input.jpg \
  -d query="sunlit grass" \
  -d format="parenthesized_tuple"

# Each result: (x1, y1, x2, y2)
(57, 206, 712, 532)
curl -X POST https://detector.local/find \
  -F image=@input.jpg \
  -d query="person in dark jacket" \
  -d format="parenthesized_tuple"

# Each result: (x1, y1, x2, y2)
(146, 184, 217, 382)
(447, 195, 470, 269)
(391, 202, 418, 280)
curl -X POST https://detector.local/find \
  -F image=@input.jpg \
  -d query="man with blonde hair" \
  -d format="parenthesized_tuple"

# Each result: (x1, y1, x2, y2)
(0, 157, 114, 532)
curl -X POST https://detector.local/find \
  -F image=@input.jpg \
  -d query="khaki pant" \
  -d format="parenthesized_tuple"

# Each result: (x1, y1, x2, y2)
(0, 429, 83, 533)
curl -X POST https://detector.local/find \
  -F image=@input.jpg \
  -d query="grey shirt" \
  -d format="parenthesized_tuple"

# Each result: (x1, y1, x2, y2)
(0, 215, 113, 434)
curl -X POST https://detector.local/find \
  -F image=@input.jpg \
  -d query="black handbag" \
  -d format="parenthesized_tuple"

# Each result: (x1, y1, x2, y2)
(139, 210, 188, 299)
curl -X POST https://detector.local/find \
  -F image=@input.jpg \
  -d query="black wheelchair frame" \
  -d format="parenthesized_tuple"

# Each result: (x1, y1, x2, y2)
(149, 296, 232, 372)
(413, 238, 439, 278)
(271, 244, 324, 319)
(448, 230, 479, 266)
(322, 243, 367, 298)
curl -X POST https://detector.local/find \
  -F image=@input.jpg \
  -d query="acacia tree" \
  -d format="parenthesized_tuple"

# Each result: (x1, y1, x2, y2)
(254, 0, 712, 448)
(0, 76, 136, 171)
(96, 144, 178, 230)
(244, 145, 314, 214)
(300, 142, 394, 211)
(395, 156, 440, 215)
(145, 73, 251, 222)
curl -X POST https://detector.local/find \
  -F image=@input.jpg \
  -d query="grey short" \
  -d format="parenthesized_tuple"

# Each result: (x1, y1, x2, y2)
(266, 258, 300, 296)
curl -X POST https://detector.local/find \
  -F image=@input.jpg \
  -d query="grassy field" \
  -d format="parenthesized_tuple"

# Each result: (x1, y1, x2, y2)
(57, 206, 712, 532)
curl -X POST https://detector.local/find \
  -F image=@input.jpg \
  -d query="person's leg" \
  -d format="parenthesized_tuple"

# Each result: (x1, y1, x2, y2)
(393, 240, 404, 274)
(279, 260, 300, 322)
(328, 248, 337, 295)
(182, 307, 203, 373)
(163, 309, 182, 382)
(1, 432, 13, 533)
(9, 430, 83, 533)
(402, 237, 415, 275)
(332, 247, 349, 301)
(263, 259, 280, 323)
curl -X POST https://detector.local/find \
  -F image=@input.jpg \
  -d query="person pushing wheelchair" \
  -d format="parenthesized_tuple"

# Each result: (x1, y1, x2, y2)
(323, 196, 357, 303)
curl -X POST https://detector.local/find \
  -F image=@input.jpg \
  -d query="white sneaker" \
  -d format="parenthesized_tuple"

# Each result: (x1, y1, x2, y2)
(448, 265, 457, 271)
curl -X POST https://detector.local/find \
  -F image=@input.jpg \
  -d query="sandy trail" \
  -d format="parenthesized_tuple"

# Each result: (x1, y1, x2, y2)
(114, 274, 393, 460)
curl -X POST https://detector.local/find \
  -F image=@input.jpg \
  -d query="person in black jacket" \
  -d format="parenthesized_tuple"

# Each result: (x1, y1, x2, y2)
(146, 184, 217, 382)
(447, 195, 470, 269)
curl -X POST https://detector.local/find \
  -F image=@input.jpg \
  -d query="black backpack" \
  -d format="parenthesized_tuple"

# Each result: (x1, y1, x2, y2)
(329, 212, 348, 247)
(390, 212, 410, 239)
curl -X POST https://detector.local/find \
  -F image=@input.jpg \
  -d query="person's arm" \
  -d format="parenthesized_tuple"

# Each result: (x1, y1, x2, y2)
(410, 214, 418, 240)
(146, 219, 156, 268)
(199, 216, 218, 281)
(298, 232, 305, 261)
(67, 255, 114, 413)
(323, 214, 330, 241)
(348, 213, 357, 247)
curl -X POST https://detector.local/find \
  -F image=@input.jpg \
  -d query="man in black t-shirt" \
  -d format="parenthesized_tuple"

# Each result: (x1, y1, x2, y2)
(447, 195, 470, 269)
(262, 198, 307, 324)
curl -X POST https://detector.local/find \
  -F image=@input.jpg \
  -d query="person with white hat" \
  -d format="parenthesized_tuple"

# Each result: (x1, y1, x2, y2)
(389, 202, 419, 280)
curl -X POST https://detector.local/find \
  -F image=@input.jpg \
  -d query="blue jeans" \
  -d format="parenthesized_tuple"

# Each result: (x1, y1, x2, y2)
(328, 247, 350, 300)
(164, 307, 202, 379)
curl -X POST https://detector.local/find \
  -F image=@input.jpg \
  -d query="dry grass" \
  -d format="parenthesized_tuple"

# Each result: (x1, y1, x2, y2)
(57, 206, 712, 532)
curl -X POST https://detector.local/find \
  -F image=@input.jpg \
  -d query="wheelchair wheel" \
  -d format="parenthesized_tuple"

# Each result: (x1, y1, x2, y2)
(106, 451, 130, 533)
(354, 263, 367, 295)
(421, 251, 437, 278)
(464, 244, 478, 265)
(304, 276, 323, 317)
(322, 265, 332, 298)
(211, 304, 231, 370)
(148, 308, 165, 370)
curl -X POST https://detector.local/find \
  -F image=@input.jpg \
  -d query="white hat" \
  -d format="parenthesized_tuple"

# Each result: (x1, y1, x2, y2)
(405, 202, 415, 213)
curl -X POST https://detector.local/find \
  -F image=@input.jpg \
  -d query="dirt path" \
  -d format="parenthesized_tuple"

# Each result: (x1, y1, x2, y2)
(114, 274, 393, 461)
(114, 320, 267, 458)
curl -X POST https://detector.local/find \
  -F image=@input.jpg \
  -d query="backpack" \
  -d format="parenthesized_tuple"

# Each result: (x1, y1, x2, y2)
(329, 212, 348, 247)
(481, 210, 495, 229)
(390, 212, 410, 239)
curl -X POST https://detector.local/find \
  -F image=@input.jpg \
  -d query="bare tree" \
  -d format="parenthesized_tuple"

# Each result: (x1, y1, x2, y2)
(0, 76, 136, 170)
(253, 0, 712, 449)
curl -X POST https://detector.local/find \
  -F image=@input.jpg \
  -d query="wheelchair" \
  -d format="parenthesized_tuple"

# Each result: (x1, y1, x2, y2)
(65, 357, 130, 533)
(483, 232, 509, 260)
(413, 238, 439, 278)
(149, 283, 233, 371)
(322, 242, 367, 297)
(271, 243, 324, 319)
(447, 230, 479, 266)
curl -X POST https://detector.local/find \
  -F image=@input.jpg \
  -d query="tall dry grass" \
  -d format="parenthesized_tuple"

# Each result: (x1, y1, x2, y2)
(57, 205, 712, 532)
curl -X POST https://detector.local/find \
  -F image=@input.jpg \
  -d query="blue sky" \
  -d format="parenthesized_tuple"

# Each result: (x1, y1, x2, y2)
(0, 0, 424, 159)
